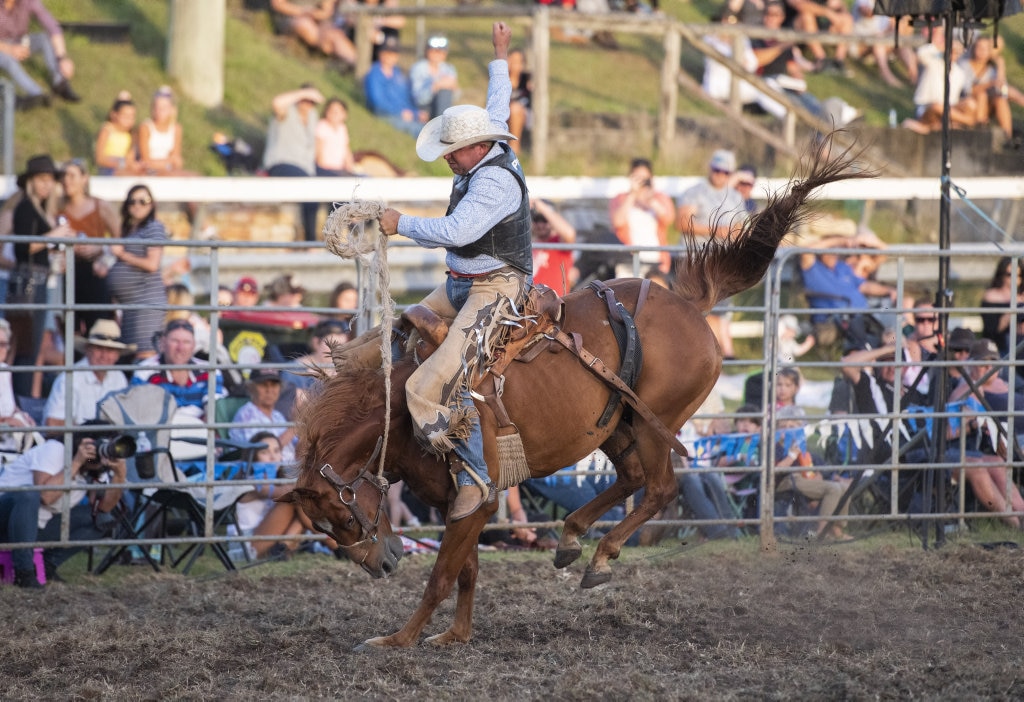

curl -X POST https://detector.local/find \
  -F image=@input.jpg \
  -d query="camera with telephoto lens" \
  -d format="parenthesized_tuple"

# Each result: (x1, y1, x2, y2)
(79, 434, 136, 479)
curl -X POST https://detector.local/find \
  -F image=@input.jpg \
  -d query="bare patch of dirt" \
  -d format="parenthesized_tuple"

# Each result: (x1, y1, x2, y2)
(2, 541, 1023, 700)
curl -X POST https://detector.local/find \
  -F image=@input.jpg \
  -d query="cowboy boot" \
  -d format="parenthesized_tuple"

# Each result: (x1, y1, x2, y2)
(449, 456, 495, 521)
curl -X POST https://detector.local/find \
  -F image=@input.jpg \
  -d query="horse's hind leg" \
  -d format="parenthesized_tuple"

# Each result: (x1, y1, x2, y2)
(583, 438, 677, 589)
(554, 430, 645, 569)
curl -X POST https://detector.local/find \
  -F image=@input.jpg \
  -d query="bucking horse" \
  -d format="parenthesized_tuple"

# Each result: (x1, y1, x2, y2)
(280, 136, 870, 648)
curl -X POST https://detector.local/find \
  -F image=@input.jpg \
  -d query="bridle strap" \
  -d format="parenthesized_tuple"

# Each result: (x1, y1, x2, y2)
(319, 437, 387, 546)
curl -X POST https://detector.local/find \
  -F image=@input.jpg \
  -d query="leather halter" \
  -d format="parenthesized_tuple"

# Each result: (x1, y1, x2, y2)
(318, 437, 387, 552)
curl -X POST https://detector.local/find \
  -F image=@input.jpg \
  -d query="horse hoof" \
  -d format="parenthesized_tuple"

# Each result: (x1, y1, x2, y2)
(425, 630, 470, 646)
(553, 546, 582, 569)
(354, 636, 396, 652)
(580, 566, 612, 589)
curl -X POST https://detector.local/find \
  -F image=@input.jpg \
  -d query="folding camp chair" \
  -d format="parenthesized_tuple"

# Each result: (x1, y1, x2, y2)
(92, 384, 254, 574)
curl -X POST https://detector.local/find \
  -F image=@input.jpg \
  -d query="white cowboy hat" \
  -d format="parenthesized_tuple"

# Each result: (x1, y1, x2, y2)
(74, 319, 135, 352)
(415, 104, 516, 162)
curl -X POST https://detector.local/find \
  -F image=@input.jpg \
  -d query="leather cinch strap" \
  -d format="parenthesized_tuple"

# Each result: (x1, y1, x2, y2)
(548, 328, 689, 458)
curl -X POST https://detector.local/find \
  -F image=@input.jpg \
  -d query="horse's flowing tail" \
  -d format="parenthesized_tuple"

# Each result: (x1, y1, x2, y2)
(673, 132, 874, 314)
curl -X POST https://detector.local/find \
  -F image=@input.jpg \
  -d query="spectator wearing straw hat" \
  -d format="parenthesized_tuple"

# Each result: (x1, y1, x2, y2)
(42, 319, 131, 428)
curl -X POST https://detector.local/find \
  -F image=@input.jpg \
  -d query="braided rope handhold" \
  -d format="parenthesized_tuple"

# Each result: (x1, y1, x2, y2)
(322, 198, 395, 476)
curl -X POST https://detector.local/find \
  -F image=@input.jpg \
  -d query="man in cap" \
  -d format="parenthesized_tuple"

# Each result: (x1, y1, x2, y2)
(363, 35, 425, 137)
(378, 21, 528, 520)
(410, 34, 460, 120)
(234, 277, 260, 308)
(43, 319, 130, 427)
(675, 149, 747, 359)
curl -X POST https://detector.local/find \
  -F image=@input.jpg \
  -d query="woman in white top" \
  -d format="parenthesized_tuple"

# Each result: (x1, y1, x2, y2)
(137, 86, 185, 174)
(315, 97, 358, 175)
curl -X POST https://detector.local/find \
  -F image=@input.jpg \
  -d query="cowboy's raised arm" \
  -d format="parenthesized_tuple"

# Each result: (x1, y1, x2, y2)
(493, 22, 511, 60)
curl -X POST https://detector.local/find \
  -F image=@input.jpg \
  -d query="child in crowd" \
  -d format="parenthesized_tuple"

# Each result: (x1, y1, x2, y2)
(94, 94, 139, 175)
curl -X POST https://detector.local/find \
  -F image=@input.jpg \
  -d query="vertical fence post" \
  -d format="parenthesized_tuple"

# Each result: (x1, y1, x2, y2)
(0, 79, 12, 177)
(658, 25, 681, 150)
(531, 8, 550, 176)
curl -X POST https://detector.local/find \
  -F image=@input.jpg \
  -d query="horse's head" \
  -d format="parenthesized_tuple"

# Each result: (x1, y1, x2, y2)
(283, 366, 409, 578)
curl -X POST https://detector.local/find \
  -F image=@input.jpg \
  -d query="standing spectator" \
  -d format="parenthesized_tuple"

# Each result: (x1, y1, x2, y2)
(507, 48, 532, 154)
(229, 368, 296, 462)
(0, 0, 80, 110)
(58, 159, 119, 336)
(676, 149, 746, 359)
(363, 35, 425, 137)
(979, 257, 1024, 357)
(263, 84, 323, 243)
(269, 0, 357, 71)
(136, 86, 187, 175)
(675, 149, 745, 240)
(315, 97, 357, 176)
(94, 95, 140, 176)
(105, 185, 167, 360)
(264, 274, 305, 307)
(410, 34, 459, 120)
(43, 319, 130, 427)
(10, 155, 73, 366)
(530, 197, 576, 294)
(608, 157, 675, 277)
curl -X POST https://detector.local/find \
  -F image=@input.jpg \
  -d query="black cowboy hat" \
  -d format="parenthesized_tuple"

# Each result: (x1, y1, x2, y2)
(17, 154, 61, 190)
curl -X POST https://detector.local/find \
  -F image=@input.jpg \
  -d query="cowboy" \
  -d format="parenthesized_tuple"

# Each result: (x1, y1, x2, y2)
(43, 319, 131, 427)
(378, 21, 530, 521)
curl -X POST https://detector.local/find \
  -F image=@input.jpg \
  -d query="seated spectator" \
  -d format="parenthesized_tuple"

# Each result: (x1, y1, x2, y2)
(732, 164, 760, 215)
(720, 0, 766, 25)
(903, 300, 940, 403)
(363, 35, 425, 137)
(980, 257, 1024, 357)
(946, 327, 976, 387)
(702, 13, 788, 120)
(608, 157, 675, 277)
(961, 35, 1021, 141)
(507, 48, 532, 155)
(785, 0, 853, 74)
(263, 84, 323, 243)
(903, 26, 976, 134)
(850, 0, 916, 87)
(0, 423, 126, 587)
(241, 430, 341, 559)
(772, 405, 853, 540)
(234, 276, 261, 307)
(677, 449, 742, 541)
(315, 97, 358, 176)
(269, 0, 357, 71)
(216, 285, 234, 307)
(774, 366, 802, 409)
(133, 319, 225, 419)
(0, 318, 37, 450)
(94, 96, 140, 175)
(137, 86, 188, 175)
(333, 0, 405, 64)
(410, 34, 459, 120)
(229, 368, 296, 462)
(0, 0, 81, 110)
(530, 197, 577, 294)
(798, 230, 895, 351)
(264, 274, 305, 307)
(330, 280, 357, 325)
(44, 320, 130, 428)
(278, 318, 349, 419)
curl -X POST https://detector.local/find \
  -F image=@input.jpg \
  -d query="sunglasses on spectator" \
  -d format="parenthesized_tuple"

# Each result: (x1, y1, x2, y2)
(128, 197, 153, 206)
(711, 168, 732, 175)
(737, 179, 755, 187)
(914, 316, 937, 324)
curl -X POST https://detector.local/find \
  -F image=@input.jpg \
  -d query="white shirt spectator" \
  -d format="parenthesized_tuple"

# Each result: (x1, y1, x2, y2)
(44, 357, 128, 426)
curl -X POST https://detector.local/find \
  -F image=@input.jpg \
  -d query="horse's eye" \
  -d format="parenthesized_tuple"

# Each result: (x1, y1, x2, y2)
(346, 516, 355, 529)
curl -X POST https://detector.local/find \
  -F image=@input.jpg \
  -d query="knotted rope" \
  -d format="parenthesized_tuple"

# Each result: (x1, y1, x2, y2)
(323, 198, 394, 476)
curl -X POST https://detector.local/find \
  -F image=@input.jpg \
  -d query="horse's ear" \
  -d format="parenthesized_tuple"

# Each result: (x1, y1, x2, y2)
(275, 487, 318, 504)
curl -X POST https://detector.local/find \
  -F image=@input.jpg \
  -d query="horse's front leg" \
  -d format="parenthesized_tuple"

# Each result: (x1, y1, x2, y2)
(357, 506, 493, 650)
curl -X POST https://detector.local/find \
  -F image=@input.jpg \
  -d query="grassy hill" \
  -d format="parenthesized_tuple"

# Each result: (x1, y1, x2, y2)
(15, 0, 1024, 177)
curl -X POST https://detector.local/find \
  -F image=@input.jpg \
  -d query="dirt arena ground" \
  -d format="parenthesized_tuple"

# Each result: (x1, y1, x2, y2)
(2, 537, 1023, 700)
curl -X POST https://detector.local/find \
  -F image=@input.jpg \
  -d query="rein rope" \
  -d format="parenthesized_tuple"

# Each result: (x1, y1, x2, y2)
(323, 199, 394, 477)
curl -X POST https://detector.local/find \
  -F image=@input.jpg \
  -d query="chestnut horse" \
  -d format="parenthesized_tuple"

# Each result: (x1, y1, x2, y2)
(281, 139, 867, 648)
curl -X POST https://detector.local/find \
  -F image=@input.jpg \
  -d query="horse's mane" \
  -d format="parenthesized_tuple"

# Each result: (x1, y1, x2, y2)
(294, 359, 414, 476)
(674, 132, 875, 314)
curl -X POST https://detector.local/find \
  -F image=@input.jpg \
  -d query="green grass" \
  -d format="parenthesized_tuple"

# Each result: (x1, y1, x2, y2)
(14, 1, 1024, 176)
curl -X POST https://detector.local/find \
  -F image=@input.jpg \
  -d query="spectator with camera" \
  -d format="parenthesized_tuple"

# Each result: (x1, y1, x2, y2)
(0, 420, 128, 587)
(608, 157, 675, 278)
